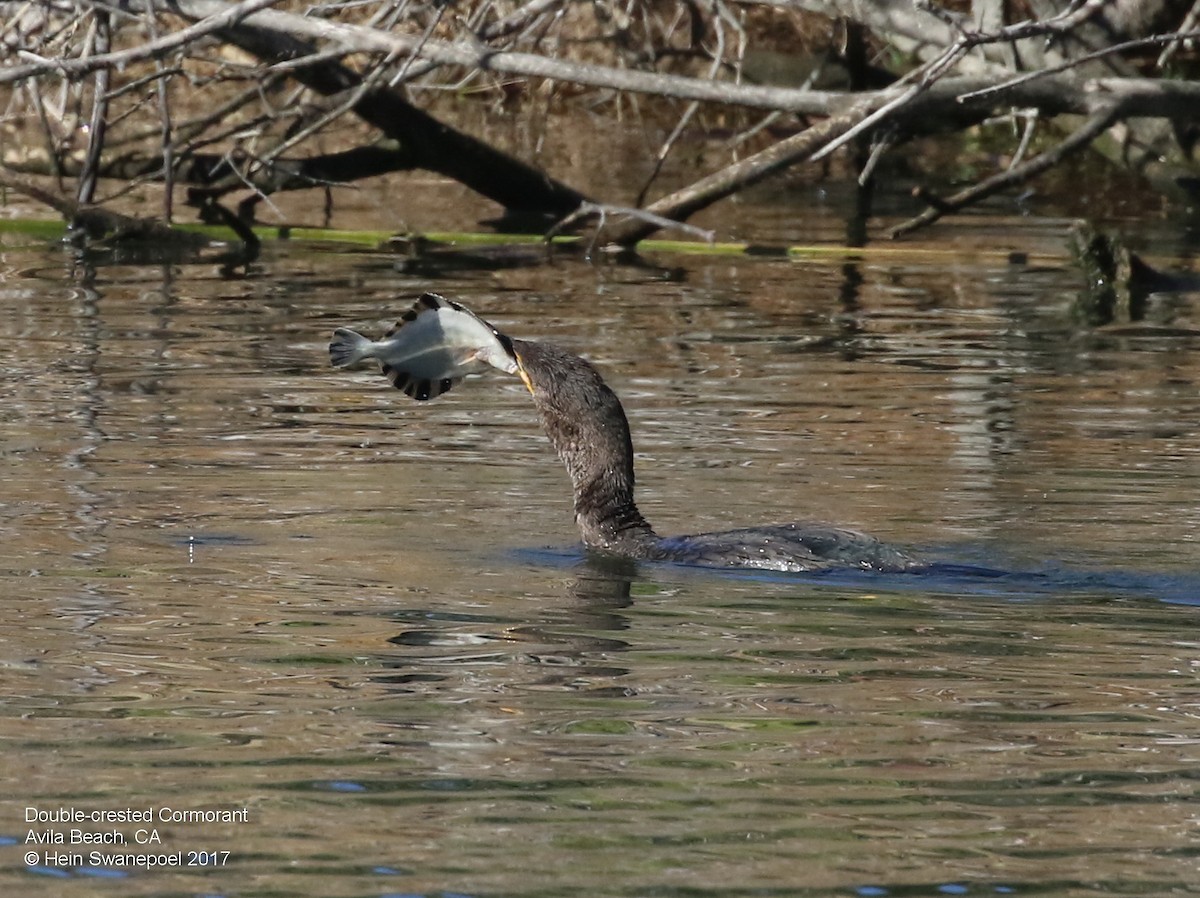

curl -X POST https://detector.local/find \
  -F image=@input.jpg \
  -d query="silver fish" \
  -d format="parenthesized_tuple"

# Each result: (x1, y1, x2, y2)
(330, 293, 518, 401)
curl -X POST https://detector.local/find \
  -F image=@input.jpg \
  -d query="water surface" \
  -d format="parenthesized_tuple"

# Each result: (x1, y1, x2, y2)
(1, 210, 1198, 897)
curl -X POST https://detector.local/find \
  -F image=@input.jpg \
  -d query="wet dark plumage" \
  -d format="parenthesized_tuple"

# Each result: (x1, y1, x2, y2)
(510, 339, 920, 573)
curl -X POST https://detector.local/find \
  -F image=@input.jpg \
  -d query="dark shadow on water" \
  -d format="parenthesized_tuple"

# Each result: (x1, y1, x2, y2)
(513, 545, 1200, 607)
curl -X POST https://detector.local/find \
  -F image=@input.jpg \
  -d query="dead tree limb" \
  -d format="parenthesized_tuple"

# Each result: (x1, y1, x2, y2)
(112, 0, 590, 218)
(0, 0, 285, 85)
(76, 8, 110, 206)
(64, 2, 1198, 120)
(4, 0, 1200, 244)
(594, 69, 1200, 246)
(890, 105, 1124, 239)
(122, 2, 1200, 183)
(93, 0, 852, 115)
(0, 169, 207, 245)
(596, 95, 879, 247)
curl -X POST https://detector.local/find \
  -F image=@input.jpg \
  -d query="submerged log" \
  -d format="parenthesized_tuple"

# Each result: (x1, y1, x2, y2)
(1069, 224, 1200, 326)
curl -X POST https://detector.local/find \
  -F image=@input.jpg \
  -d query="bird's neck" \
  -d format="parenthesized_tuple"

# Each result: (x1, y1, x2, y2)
(513, 338, 660, 557)
(572, 473, 658, 555)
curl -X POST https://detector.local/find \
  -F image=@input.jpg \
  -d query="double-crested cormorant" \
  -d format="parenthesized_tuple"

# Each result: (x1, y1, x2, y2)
(332, 294, 921, 573)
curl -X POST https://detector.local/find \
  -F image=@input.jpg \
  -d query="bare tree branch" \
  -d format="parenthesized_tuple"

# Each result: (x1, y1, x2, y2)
(76, 9, 110, 205)
(595, 94, 880, 247)
(4, 0, 1200, 246)
(890, 105, 1124, 239)
(0, 0, 285, 85)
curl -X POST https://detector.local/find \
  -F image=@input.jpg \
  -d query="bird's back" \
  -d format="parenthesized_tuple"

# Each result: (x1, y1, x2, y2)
(650, 522, 922, 573)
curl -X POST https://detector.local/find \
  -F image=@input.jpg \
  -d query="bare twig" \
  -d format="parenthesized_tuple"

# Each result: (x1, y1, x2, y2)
(1008, 109, 1038, 170)
(76, 9, 110, 205)
(959, 29, 1200, 103)
(0, 0, 285, 85)
(634, 2, 727, 208)
(597, 95, 880, 247)
(140, 9, 176, 222)
(249, 7, 450, 182)
(548, 200, 715, 255)
(809, 39, 969, 163)
(812, 0, 1110, 165)
(1157, 0, 1200, 67)
(889, 105, 1121, 238)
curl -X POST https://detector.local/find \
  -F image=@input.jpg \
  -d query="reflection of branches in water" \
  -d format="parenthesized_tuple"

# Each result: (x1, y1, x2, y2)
(345, 553, 644, 695)
(61, 269, 107, 563)
(372, 566, 637, 695)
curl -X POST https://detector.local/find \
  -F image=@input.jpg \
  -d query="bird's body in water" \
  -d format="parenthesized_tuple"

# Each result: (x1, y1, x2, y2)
(332, 295, 921, 573)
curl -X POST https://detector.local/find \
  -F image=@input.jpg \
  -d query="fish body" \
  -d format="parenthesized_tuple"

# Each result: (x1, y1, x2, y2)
(330, 293, 517, 401)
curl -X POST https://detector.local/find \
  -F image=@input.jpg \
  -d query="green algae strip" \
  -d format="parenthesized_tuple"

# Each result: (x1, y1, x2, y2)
(0, 217, 1057, 264)
(0, 218, 72, 242)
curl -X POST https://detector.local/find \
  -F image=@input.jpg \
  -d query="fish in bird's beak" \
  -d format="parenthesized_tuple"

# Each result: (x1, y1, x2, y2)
(329, 292, 517, 400)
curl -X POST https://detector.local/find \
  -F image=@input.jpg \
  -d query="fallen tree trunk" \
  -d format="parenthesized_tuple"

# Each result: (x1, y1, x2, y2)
(110, 0, 1200, 241)
(2, 0, 1199, 244)
(142, 0, 590, 217)
(71, 1, 1200, 122)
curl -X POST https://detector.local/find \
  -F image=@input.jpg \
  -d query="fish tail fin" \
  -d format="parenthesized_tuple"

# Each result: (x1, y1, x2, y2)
(329, 328, 374, 368)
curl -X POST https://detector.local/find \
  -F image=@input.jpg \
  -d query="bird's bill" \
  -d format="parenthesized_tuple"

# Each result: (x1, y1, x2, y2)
(516, 358, 535, 395)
